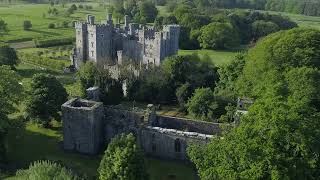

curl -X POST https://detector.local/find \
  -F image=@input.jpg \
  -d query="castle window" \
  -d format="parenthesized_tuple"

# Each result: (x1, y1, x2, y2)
(91, 33, 94, 37)
(101, 34, 104, 37)
(152, 144, 156, 152)
(91, 51, 94, 57)
(91, 42, 94, 47)
(174, 138, 181, 153)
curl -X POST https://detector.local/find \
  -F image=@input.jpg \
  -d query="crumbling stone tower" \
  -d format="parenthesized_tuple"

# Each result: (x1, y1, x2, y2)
(62, 98, 104, 154)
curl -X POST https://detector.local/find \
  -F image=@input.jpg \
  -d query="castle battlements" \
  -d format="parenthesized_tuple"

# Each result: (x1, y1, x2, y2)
(71, 14, 180, 70)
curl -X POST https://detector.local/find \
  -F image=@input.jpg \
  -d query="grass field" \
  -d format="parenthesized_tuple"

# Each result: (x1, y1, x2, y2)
(179, 49, 240, 66)
(5, 63, 197, 180)
(285, 13, 320, 29)
(0, 3, 108, 43)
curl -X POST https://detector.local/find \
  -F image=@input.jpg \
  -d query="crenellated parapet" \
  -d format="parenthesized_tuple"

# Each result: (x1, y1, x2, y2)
(72, 14, 180, 70)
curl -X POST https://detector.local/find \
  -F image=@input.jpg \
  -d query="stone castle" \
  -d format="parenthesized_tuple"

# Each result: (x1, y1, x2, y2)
(62, 88, 231, 160)
(71, 14, 180, 69)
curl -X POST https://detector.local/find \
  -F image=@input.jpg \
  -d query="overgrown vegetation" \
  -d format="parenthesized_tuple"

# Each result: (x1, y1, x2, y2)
(188, 28, 320, 179)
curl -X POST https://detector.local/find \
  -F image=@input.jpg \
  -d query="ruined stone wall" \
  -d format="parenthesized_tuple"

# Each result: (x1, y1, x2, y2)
(139, 126, 212, 160)
(150, 115, 227, 135)
(63, 103, 221, 160)
(104, 107, 145, 143)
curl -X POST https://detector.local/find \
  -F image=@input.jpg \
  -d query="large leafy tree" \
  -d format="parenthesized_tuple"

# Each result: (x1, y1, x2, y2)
(0, 66, 22, 163)
(189, 28, 320, 179)
(98, 133, 148, 180)
(25, 73, 68, 126)
(0, 43, 19, 68)
(186, 88, 218, 121)
(237, 28, 320, 98)
(198, 22, 240, 50)
(14, 160, 81, 180)
(137, 1, 158, 23)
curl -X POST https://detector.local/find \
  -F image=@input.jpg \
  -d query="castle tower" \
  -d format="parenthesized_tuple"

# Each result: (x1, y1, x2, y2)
(74, 20, 88, 69)
(124, 15, 129, 31)
(163, 25, 180, 56)
(107, 13, 113, 26)
(62, 98, 104, 154)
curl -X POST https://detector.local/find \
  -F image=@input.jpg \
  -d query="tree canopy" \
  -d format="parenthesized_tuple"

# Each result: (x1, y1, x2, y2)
(237, 28, 320, 98)
(14, 160, 81, 180)
(0, 65, 22, 163)
(98, 133, 148, 180)
(25, 73, 68, 126)
(0, 43, 19, 68)
(188, 27, 320, 180)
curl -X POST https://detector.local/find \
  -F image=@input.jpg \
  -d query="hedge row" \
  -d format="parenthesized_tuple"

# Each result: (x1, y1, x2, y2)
(33, 37, 75, 48)
(19, 53, 70, 71)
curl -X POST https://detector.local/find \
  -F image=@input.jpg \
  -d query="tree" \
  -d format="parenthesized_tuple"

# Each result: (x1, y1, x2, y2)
(214, 52, 246, 99)
(186, 88, 218, 121)
(0, 66, 22, 163)
(95, 68, 123, 105)
(137, 1, 158, 23)
(237, 28, 320, 98)
(14, 160, 81, 180)
(176, 83, 193, 112)
(77, 61, 98, 96)
(48, 23, 55, 29)
(199, 22, 240, 49)
(23, 20, 32, 30)
(0, 19, 8, 33)
(188, 86, 320, 179)
(0, 43, 19, 68)
(98, 133, 148, 180)
(188, 28, 320, 180)
(251, 20, 279, 40)
(25, 73, 68, 126)
(109, 0, 125, 22)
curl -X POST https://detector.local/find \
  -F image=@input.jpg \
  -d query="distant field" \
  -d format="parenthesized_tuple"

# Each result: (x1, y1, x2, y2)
(285, 13, 320, 29)
(0, 3, 108, 43)
(179, 49, 241, 66)
(260, 10, 320, 29)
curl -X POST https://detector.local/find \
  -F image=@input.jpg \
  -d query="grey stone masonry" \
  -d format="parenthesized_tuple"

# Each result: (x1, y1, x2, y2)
(62, 98, 104, 154)
(71, 14, 180, 70)
(62, 95, 233, 159)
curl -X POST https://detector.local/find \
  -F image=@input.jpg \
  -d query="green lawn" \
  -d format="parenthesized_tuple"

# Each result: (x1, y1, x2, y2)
(0, 3, 108, 43)
(179, 49, 240, 66)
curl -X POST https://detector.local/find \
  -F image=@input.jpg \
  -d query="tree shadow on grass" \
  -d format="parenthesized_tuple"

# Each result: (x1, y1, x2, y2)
(6, 122, 99, 179)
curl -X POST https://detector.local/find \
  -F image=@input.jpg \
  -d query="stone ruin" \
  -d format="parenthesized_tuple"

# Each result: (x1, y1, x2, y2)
(62, 88, 232, 160)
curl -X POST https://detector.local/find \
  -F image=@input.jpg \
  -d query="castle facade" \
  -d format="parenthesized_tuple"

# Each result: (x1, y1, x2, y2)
(72, 14, 180, 69)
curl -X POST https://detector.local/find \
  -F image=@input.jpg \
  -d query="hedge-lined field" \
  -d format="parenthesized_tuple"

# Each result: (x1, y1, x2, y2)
(0, 3, 108, 43)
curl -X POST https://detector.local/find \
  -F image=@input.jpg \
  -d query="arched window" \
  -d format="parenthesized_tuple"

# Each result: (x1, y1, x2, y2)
(174, 138, 181, 153)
